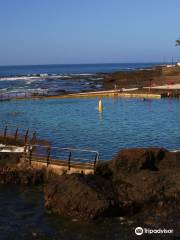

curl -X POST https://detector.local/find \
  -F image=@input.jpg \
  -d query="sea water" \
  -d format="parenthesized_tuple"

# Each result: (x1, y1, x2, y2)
(0, 63, 158, 76)
(0, 63, 159, 95)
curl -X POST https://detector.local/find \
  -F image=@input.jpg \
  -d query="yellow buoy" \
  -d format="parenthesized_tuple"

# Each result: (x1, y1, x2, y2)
(98, 99, 103, 112)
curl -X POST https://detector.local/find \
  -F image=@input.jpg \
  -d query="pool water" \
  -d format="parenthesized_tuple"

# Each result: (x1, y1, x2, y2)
(0, 97, 180, 160)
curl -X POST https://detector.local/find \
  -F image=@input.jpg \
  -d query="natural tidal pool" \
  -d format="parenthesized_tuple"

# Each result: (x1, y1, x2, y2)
(0, 97, 180, 160)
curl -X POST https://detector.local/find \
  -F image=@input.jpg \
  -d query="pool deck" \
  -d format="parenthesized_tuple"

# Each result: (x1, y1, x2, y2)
(8, 90, 161, 101)
(52, 90, 161, 99)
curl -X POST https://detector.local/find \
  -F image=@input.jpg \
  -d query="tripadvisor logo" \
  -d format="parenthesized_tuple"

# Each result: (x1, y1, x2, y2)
(135, 227, 174, 235)
(135, 227, 143, 235)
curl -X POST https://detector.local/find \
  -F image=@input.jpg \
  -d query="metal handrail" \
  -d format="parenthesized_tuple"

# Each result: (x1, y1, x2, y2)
(0, 125, 99, 172)
(0, 125, 34, 135)
(28, 144, 99, 154)
(0, 90, 49, 101)
(0, 125, 36, 146)
(59, 147, 99, 154)
(25, 143, 99, 171)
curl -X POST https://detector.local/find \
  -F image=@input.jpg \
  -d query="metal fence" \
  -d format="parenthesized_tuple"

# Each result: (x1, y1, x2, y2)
(0, 90, 49, 101)
(0, 125, 37, 146)
(26, 144, 99, 170)
(0, 125, 100, 171)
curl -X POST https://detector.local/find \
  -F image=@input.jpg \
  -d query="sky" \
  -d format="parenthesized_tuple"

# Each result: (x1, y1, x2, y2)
(0, 0, 180, 65)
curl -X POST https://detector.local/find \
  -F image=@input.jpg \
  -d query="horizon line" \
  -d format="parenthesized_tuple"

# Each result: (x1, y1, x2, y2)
(0, 61, 165, 67)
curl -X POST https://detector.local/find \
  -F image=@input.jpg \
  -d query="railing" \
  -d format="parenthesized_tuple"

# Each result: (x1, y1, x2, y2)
(0, 125, 99, 171)
(0, 90, 49, 101)
(0, 125, 37, 146)
(25, 144, 99, 170)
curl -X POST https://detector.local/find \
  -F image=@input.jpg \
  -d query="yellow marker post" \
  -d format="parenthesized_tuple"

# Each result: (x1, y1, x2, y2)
(98, 99, 104, 112)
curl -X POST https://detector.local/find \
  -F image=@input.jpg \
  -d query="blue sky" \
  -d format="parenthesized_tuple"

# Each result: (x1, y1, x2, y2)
(0, 0, 180, 65)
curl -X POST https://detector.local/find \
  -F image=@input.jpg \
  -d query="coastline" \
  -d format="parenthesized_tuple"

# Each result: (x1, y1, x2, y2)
(1, 64, 180, 101)
(0, 64, 180, 238)
(0, 146, 179, 233)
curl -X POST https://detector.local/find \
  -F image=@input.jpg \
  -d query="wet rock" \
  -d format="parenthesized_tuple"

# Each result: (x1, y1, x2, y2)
(110, 147, 168, 173)
(45, 148, 180, 221)
(0, 165, 45, 185)
(56, 89, 68, 95)
(0, 147, 179, 224)
(103, 68, 162, 90)
(0, 152, 22, 166)
(44, 174, 121, 220)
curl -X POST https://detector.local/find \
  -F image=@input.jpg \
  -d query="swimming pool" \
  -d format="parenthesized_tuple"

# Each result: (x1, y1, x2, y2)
(0, 97, 180, 160)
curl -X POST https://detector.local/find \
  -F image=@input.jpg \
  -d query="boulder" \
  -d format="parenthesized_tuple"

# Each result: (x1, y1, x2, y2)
(110, 147, 168, 173)
(0, 147, 179, 223)
(45, 148, 180, 221)
(45, 174, 122, 220)
(0, 165, 45, 185)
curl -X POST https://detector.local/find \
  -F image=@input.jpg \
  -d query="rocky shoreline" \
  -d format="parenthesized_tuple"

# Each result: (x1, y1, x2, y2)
(1, 65, 180, 102)
(102, 65, 180, 90)
(33, 65, 180, 98)
(0, 147, 179, 232)
(45, 148, 179, 225)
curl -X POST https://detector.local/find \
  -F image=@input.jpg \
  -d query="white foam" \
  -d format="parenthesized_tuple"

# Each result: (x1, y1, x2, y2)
(90, 77, 103, 80)
(40, 73, 48, 77)
(51, 75, 70, 78)
(71, 73, 94, 76)
(0, 88, 8, 92)
(25, 88, 48, 93)
(0, 76, 41, 81)
(0, 73, 97, 81)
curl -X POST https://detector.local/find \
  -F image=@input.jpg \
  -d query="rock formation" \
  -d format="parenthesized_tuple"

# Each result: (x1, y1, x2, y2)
(44, 148, 180, 223)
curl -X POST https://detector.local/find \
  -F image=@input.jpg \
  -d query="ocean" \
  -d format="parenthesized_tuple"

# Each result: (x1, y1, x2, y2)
(0, 63, 158, 76)
(0, 63, 159, 95)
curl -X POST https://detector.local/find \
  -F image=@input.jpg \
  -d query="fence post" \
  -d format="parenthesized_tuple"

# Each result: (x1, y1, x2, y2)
(14, 127, 19, 142)
(24, 128, 29, 144)
(94, 152, 99, 169)
(46, 147, 51, 167)
(68, 151, 71, 170)
(23, 144, 28, 161)
(31, 131, 37, 144)
(29, 146, 33, 165)
(3, 126, 7, 144)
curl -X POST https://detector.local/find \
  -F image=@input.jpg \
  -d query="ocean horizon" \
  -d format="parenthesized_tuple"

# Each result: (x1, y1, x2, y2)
(0, 62, 163, 95)
(0, 62, 162, 77)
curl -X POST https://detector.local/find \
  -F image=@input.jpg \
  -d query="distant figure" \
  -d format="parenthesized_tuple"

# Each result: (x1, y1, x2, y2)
(98, 99, 104, 112)
(114, 84, 119, 93)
